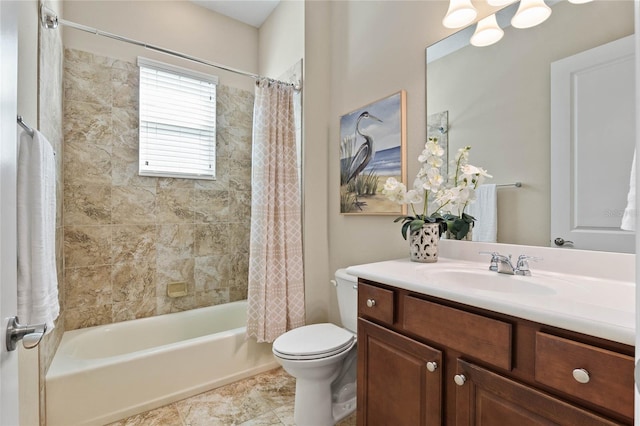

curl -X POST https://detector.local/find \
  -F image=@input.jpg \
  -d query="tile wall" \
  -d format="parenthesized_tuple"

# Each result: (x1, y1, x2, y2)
(62, 48, 254, 330)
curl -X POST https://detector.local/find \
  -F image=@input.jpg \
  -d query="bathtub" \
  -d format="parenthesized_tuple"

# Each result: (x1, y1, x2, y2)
(45, 300, 278, 426)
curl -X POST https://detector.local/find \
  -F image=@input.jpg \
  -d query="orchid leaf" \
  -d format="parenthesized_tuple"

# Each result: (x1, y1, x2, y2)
(401, 221, 411, 240)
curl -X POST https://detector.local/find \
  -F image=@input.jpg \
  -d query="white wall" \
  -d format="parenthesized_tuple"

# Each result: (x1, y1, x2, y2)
(299, 1, 332, 324)
(323, 0, 501, 322)
(17, 1, 37, 127)
(258, 0, 304, 79)
(62, 0, 259, 91)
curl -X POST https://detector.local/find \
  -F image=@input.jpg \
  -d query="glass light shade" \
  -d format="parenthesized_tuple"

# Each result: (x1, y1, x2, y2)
(567, 0, 593, 3)
(470, 14, 504, 47)
(487, 0, 516, 6)
(442, 0, 478, 29)
(511, 0, 552, 29)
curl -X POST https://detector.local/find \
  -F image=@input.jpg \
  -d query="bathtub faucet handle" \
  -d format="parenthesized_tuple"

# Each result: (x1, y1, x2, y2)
(6, 316, 47, 351)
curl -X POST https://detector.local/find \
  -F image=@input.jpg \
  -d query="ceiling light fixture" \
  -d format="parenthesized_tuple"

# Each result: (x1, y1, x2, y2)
(470, 14, 504, 47)
(567, 0, 593, 3)
(511, 0, 552, 29)
(487, 0, 517, 6)
(442, 0, 478, 29)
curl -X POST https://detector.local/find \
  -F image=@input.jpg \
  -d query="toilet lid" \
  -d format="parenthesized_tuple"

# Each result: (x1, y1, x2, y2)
(273, 323, 355, 359)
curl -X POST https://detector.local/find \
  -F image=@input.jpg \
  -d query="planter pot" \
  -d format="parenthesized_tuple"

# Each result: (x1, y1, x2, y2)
(409, 222, 439, 263)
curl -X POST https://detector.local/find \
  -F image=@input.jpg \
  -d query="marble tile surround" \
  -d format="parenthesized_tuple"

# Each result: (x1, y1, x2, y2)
(63, 48, 254, 330)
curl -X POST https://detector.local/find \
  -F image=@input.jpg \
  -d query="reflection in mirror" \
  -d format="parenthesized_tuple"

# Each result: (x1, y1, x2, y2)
(426, 0, 634, 252)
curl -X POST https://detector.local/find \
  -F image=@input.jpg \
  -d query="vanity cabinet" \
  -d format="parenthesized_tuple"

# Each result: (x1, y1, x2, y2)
(454, 360, 622, 425)
(356, 279, 634, 425)
(358, 319, 442, 425)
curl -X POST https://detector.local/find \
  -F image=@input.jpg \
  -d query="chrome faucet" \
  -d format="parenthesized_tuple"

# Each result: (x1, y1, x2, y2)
(495, 254, 515, 275)
(480, 252, 542, 276)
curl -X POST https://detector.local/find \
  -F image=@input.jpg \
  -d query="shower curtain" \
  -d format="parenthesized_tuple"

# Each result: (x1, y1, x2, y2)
(247, 79, 305, 343)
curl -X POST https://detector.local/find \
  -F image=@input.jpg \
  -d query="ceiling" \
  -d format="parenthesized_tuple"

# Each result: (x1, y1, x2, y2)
(190, 0, 280, 28)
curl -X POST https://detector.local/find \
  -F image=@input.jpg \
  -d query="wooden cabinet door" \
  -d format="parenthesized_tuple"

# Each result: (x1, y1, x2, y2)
(357, 319, 442, 426)
(454, 360, 625, 426)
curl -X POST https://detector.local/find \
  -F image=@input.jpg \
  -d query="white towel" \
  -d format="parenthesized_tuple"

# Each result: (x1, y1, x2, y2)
(621, 150, 636, 231)
(17, 130, 59, 332)
(467, 184, 498, 242)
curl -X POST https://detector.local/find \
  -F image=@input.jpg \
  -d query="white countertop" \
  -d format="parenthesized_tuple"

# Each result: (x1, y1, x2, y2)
(347, 256, 635, 346)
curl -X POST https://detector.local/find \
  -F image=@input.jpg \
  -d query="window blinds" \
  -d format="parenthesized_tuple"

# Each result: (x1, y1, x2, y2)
(138, 57, 218, 180)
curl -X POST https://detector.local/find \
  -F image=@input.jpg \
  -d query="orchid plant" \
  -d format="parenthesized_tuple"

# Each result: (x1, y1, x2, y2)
(382, 137, 448, 240)
(382, 137, 491, 240)
(435, 146, 492, 239)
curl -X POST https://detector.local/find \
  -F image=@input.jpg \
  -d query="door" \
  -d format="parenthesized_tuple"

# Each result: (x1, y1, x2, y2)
(0, 1, 20, 424)
(635, 1, 640, 420)
(550, 35, 635, 253)
(357, 319, 442, 426)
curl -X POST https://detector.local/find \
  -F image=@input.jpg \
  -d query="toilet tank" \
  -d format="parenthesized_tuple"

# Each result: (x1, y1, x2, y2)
(334, 269, 358, 333)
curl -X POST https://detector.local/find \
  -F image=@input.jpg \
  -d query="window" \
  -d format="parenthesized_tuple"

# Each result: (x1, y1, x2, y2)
(138, 57, 218, 180)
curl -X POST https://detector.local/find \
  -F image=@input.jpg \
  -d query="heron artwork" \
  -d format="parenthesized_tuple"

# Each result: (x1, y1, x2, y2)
(345, 111, 383, 210)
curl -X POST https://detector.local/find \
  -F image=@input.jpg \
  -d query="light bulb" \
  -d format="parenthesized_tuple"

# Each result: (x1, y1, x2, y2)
(511, 0, 552, 29)
(470, 14, 504, 47)
(442, 0, 478, 29)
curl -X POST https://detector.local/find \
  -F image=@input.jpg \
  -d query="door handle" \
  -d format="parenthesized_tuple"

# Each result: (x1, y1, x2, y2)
(553, 237, 574, 247)
(6, 317, 46, 351)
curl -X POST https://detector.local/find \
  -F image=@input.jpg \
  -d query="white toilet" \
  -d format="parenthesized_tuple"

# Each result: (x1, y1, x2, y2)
(272, 268, 358, 426)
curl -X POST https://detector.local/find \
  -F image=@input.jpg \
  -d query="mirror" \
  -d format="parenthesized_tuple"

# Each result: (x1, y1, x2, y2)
(426, 1, 634, 251)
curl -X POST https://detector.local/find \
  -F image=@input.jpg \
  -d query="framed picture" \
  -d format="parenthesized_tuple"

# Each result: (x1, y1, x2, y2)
(340, 90, 407, 215)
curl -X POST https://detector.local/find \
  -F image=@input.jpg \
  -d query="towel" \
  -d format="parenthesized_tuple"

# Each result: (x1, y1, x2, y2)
(621, 150, 636, 231)
(17, 130, 59, 332)
(466, 184, 498, 242)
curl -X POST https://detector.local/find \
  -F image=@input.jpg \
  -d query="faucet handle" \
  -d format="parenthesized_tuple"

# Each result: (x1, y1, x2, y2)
(515, 255, 542, 276)
(479, 251, 500, 272)
(517, 254, 542, 263)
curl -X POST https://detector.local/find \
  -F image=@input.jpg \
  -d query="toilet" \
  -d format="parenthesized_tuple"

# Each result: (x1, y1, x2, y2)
(272, 268, 358, 426)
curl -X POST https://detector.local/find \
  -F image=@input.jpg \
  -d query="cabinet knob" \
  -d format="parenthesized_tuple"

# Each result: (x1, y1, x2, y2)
(572, 368, 590, 384)
(454, 374, 466, 386)
(366, 299, 376, 308)
(426, 361, 438, 372)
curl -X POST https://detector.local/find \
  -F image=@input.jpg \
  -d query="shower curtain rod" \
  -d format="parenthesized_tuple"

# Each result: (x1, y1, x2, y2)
(39, 5, 302, 91)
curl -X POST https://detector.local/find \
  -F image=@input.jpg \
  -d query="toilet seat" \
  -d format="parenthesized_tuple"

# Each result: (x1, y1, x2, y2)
(273, 323, 356, 361)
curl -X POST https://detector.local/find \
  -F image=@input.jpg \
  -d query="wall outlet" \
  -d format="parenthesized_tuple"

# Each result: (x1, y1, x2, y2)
(167, 282, 188, 298)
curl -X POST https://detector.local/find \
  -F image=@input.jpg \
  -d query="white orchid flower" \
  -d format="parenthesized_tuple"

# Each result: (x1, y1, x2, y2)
(427, 156, 443, 168)
(404, 189, 423, 204)
(418, 150, 430, 163)
(384, 177, 400, 191)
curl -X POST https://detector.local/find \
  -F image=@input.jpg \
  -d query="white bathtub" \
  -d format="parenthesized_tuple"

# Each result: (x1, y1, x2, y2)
(46, 300, 278, 426)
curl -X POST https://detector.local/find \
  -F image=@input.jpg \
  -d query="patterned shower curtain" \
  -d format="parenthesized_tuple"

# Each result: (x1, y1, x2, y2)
(246, 79, 305, 343)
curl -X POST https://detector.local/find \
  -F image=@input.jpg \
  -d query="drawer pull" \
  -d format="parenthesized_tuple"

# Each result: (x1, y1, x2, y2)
(454, 374, 466, 386)
(572, 368, 590, 384)
(426, 361, 438, 372)
(366, 299, 376, 308)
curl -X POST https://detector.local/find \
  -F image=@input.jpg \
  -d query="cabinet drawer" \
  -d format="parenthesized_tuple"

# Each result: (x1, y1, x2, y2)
(403, 296, 512, 370)
(358, 282, 394, 325)
(535, 332, 634, 420)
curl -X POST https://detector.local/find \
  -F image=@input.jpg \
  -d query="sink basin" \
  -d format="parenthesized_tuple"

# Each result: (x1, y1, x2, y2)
(421, 269, 557, 296)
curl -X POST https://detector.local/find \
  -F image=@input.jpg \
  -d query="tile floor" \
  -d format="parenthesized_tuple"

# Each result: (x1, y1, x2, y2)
(107, 368, 357, 426)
